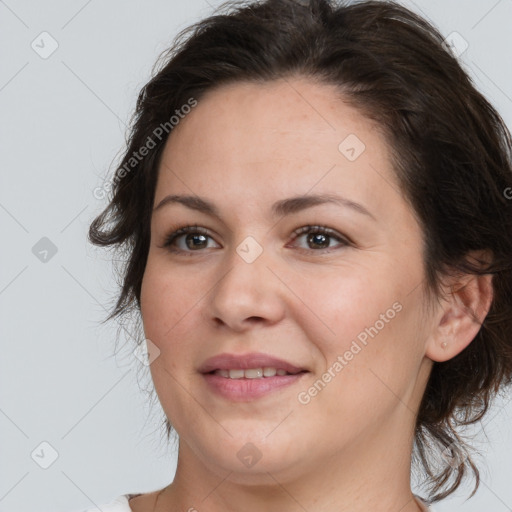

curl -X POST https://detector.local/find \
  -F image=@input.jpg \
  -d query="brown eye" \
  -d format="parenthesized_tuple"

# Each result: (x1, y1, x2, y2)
(162, 225, 219, 254)
(289, 225, 350, 252)
(306, 232, 330, 249)
(183, 233, 208, 250)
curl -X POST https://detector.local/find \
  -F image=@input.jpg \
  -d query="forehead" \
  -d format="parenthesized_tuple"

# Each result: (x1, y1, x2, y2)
(155, 77, 402, 223)
(163, 77, 387, 163)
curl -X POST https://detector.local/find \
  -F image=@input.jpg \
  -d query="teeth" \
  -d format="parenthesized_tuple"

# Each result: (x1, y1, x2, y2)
(213, 367, 294, 379)
(244, 368, 263, 379)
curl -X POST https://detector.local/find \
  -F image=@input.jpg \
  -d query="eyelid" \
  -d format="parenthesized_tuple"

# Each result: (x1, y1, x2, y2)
(159, 224, 351, 254)
(288, 225, 352, 247)
(159, 224, 218, 251)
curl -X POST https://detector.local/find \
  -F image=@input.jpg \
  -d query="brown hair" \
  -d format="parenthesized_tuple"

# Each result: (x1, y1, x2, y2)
(89, 0, 512, 503)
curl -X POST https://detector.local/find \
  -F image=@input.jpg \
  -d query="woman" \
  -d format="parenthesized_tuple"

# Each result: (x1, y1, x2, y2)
(84, 0, 512, 510)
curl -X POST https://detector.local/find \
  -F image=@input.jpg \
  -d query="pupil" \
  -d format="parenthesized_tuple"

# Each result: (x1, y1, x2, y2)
(187, 234, 207, 249)
(309, 233, 328, 248)
(184, 232, 330, 250)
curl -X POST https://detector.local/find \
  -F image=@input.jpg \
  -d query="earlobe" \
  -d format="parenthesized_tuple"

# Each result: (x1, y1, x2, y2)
(425, 268, 493, 363)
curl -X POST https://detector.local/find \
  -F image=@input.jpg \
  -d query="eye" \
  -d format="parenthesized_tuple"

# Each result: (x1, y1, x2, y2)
(161, 224, 219, 254)
(287, 225, 351, 253)
(160, 224, 351, 255)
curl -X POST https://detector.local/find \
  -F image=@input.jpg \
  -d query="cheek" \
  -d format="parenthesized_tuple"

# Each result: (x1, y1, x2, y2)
(140, 261, 203, 427)
(295, 300, 422, 439)
(290, 269, 399, 351)
(140, 257, 202, 343)
(292, 266, 424, 396)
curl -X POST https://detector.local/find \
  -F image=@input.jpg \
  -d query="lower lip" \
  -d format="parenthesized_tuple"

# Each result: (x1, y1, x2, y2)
(202, 372, 307, 401)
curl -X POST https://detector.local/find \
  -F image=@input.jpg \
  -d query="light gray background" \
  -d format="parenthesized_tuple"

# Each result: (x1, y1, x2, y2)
(1, 1, 511, 511)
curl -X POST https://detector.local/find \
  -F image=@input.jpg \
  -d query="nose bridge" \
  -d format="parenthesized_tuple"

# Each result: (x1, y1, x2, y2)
(207, 234, 286, 329)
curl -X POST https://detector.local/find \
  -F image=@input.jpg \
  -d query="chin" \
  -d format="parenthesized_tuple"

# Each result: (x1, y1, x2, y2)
(189, 432, 308, 483)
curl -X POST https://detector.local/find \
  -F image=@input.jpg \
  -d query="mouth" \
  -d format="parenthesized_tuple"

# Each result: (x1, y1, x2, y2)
(199, 352, 309, 401)
(208, 367, 305, 379)
(199, 351, 308, 374)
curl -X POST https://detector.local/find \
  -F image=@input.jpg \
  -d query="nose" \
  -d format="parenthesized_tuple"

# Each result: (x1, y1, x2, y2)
(206, 240, 287, 332)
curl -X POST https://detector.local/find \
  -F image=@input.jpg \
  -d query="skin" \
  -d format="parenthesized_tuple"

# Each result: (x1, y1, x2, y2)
(134, 77, 493, 512)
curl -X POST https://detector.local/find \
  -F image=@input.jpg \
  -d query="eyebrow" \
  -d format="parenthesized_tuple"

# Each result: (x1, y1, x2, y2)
(153, 193, 376, 221)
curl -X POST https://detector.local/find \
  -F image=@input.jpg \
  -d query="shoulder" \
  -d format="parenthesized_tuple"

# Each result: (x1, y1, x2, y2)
(73, 495, 131, 512)
(75, 492, 151, 512)
(125, 491, 161, 512)
(414, 494, 439, 512)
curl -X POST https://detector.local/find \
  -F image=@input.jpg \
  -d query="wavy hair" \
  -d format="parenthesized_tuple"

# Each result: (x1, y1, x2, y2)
(89, 0, 512, 503)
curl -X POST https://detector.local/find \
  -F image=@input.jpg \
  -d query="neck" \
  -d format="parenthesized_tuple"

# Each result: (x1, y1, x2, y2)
(155, 409, 425, 512)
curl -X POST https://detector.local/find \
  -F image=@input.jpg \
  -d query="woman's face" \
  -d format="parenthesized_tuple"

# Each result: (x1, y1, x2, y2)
(140, 77, 435, 483)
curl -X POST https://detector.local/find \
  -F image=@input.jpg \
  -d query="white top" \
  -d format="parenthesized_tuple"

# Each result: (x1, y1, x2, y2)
(78, 493, 437, 511)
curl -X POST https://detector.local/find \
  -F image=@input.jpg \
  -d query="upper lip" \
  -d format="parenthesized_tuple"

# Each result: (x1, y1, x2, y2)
(198, 352, 307, 374)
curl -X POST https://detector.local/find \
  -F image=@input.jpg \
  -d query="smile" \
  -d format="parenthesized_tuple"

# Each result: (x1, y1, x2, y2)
(213, 367, 299, 378)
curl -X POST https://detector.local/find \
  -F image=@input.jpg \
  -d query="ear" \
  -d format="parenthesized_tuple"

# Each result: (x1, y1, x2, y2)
(425, 251, 494, 363)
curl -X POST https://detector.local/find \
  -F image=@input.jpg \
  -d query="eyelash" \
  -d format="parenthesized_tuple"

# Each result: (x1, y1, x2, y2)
(160, 224, 351, 256)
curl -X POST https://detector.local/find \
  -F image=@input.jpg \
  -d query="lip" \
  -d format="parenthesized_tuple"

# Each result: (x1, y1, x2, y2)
(199, 352, 309, 402)
(198, 352, 306, 374)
